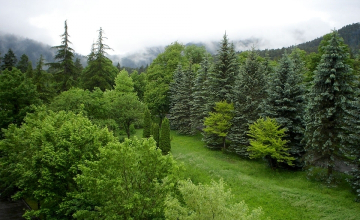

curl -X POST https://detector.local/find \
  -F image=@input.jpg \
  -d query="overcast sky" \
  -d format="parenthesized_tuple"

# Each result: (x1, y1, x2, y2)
(0, 0, 359, 55)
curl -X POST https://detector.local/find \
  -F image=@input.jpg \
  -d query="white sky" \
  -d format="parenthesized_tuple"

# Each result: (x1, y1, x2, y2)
(0, 0, 359, 55)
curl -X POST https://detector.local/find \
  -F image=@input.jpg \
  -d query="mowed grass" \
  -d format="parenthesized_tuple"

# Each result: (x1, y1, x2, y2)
(134, 130, 360, 219)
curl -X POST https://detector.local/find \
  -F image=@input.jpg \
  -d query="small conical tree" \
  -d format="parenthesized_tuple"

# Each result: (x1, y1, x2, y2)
(152, 122, 160, 148)
(159, 118, 171, 155)
(143, 108, 152, 138)
(33, 55, 55, 103)
(16, 54, 29, 73)
(228, 49, 267, 156)
(191, 56, 211, 133)
(1, 49, 17, 71)
(261, 52, 306, 168)
(48, 20, 78, 93)
(25, 61, 33, 79)
(304, 30, 360, 183)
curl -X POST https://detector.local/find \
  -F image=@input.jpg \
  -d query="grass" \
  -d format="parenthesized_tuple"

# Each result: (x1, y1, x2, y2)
(134, 130, 360, 219)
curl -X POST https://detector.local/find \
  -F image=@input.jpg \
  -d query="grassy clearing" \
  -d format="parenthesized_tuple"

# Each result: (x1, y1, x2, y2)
(134, 130, 360, 219)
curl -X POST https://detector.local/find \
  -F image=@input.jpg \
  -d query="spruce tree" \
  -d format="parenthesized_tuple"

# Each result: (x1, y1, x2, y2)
(143, 108, 152, 138)
(261, 52, 306, 168)
(1, 49, 17, 71)
(48, 20, 78, 93)
(152, 122, 160, 148)
(304, 30, 359, 183)
(169, 64, 194, 134)
(159, 118, 171, 155)
(191, 56, 211, 133)
(33, 55, 55, 103)
(81, 27, 118, 91)
(16, 54, 29, 73)
(228, 49, 267, 156)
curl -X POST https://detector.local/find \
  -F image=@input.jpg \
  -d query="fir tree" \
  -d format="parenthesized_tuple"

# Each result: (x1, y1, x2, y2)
(16, 54, 29, 73)
(304, 30, 360, 183)
(152, 122, 160, 148)
(191, 56, 211, 133)
(228, 49, 267, 156)
(1, 49, 17, 71)
(159, 118, 171, 155)
(142, 108, 152, 138)
(169, 64, 194, 134)
(48, 20, 78, 92)
(33, 55, 55, 103)
(261, 52, 306, 168)
(81, 27, 118, 91)
(25, 61, 33, 79)
(74, 58, 83, 74)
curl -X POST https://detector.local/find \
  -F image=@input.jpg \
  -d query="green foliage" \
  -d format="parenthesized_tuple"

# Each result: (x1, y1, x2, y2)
(0, 108, 115, 219)
(152, 122, 160, 147)
(159, 118, 171, 155)
(130, 70, 147, 101)
(16, 54, 29, 73)
(247, 117, 294, 169)
(1, 48, 17, 71)
(32, 55, 55, 103)
(228, 49, 267, 155)
(114, 69, 135, 94)
(143, 108, 152, 138)
(261, 52, 306, 168)
(81, 27, 118, 91)
(0, 67, 40, 138)
(48, 20, 79, 92)
(304, 30, 360, 183)
(204, 101, 234, 150)
(144, 42, 188, 119)
(165, 179, 265, 220)
(71, 138, 181, 219)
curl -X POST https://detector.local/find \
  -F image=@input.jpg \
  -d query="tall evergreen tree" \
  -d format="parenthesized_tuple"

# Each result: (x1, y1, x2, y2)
(152, 122, 160, 148)
(33, 55, 55, 103)
(304, 31, 359, 183)
(169, 64, 194, 134)
(191, 56, 211, 133)
(48, 20, 78, 92)
(261, 52, 306, 168)
(25, 61, 33, 79)
(159, 118, 171, 155)
(228, 49, 267, 156)
(81, 27, 118, 91)
(16, 54, 29, 73)
(1, 49, 17, 71)
(74, 58, 84, 74)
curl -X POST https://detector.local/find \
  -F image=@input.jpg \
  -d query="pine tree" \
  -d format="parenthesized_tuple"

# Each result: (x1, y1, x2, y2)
(143, 108, 152, 138)
(25, 61, 33, 79)
(191, 56, 211, 133)
(48, 20, 78, 92)
(16, 54, 30, 73)
(1, 49, 17, 71)
(169, 64, 194, 134)
(261, 52, 306, 168)
(159, 118, 171, 155)
(81, 27, 118, 91)
(33, 55, 55, 103)
(304, 30, 360, 183)
(152, 122, 160, 148)
(74, 58, 83, 74)
(228, 49, 267, 156)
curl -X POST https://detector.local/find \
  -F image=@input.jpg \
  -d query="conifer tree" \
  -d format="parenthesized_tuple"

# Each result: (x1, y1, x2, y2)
(304, 31, 360, 182)
(159, 118, 171, 155)
(143, 108, 152, 138)
(191, 56, 211, 133)
(25, 61, 33, 79)
(261, 52, 306, 168)
(1, 49, 17, 71)
(33, 55, 55, 103)
(81, 27, 118, 91)
(228, 49, 267, 156)
(74, 58, 83, 74)
(16, 54, 29, 73)
(48, 20, 78, 92)
(152, 122, 160, 147)
(169, 64, 194, 134)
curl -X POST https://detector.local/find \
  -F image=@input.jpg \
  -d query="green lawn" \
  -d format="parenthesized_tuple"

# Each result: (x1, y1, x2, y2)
(135, 129, 360, 219)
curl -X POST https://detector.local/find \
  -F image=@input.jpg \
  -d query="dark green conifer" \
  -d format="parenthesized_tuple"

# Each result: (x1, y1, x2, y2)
(304, 30, 359, 183)
(228, 49, 267, 156)
(16, 54, 29, 73)
(33, 55, 55, 103)
(261, 52, 306, 168)
(159, 118, 171, 155)
(48, 20, 78, 92)
(25, 61, 33, 79)
(1, 49, 17, 71)
(152, 122, 160, 148)
(142, 108, 152, 138)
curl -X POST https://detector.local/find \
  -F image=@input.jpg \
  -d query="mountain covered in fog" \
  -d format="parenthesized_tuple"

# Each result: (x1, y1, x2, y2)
(1, 23, 359, 68)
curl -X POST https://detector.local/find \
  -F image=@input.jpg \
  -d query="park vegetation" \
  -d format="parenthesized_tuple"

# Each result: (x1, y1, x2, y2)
(1, 20, 360, 219)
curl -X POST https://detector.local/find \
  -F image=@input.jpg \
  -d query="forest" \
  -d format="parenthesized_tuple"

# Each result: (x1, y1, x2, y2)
(1, 20, 360, 219)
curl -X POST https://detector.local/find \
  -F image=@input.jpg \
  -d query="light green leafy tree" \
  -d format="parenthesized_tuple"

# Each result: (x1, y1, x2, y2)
(203, 101, 234, 150)
(71, 138, 181, 220)
(143, 107, 152, 138)
(165, 179, 266, 220)
(247, 117, 294, 169)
